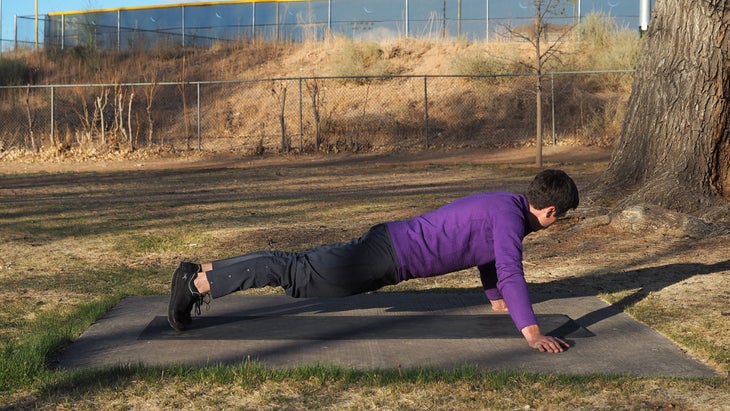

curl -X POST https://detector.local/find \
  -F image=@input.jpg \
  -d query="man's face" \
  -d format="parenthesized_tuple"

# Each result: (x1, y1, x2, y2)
(533, 206, 561, 230)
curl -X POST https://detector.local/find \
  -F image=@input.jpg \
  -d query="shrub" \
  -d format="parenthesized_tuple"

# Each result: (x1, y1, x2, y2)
(329, 37, 395, 78)
(575, 12, 642, 71)
(450, 45, 528, 76)
(0, 57, 35, 86)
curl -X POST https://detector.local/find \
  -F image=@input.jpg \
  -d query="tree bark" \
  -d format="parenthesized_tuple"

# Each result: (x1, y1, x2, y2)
(598, 0, 730, 212)
(535, 11, 543, 168)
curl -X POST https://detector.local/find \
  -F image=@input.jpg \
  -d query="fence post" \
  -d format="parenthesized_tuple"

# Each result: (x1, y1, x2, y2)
(50, 85, 55, 145)
(117, 10, 121, 51)
(486, 0, 489, 41)
(299, 78, 304, 152)
(405, 0, 409, 37)
(424, 75, 429, 148)
(181, 6, 186, 47)
(196, 82, 201, 151)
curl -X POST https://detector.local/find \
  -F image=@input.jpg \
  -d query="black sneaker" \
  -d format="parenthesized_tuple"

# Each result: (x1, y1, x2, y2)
(168, 262, 207, 331)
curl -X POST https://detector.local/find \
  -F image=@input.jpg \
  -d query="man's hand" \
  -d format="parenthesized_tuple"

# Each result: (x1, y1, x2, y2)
(489, 298, 508, 312)
(521, 324, 570, 353)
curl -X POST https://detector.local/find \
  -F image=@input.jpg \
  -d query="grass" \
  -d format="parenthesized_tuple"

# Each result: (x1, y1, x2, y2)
(5, 347, 729, 409)
(0, 150, 728, 409)
(628, 296, 730, 369)
(122, 231, 215, 255)
(4, 315, 728, 410)
(0, 296, 117, 389)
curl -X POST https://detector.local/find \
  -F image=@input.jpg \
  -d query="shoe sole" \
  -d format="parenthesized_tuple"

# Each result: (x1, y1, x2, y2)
(167, 264, 187, 331)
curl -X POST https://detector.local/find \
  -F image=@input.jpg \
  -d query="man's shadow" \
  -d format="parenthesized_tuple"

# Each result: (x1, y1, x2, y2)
(147, 260, 729, 348)
(529, 260, 730, 328)
(194, 260, 730, 324)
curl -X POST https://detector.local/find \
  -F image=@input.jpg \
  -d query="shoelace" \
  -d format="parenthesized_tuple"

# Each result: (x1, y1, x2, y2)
(187, 274, 211, 316)
(192, 292, 211, 316)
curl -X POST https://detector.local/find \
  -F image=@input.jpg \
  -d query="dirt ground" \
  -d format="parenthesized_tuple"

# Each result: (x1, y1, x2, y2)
(1, 145, 609, 174)
(1, 145, 728, 378)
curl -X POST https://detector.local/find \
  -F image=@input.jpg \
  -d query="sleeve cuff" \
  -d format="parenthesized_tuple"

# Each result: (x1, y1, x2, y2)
(484, 288, 503, 301)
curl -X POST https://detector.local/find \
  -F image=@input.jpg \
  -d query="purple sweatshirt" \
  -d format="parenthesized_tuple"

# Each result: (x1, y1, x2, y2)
(385, 192, 538, 331)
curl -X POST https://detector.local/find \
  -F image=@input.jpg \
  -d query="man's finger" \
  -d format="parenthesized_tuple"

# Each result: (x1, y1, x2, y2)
(554, 337, 570, 348)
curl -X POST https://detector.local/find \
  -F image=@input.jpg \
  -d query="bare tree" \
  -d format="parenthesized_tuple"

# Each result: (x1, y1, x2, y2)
(111, 83, 134, 150)
(24, 85, 37, 152)
(306, 78, 323, 151)
(143, 70, 158, 148)
(271, 81, 290, 153)
(72, 92, 101, 148)
(504, 0, 575, 167)
(112, 83, 125, 144)
(127, 91, 135, 152)
(95, 88, 110, 145)
(597, 0, 730, 213)
(177, 56, 191, 150)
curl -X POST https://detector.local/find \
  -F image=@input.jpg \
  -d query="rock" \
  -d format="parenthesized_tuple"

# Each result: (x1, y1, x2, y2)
(609, 204, 727, 237)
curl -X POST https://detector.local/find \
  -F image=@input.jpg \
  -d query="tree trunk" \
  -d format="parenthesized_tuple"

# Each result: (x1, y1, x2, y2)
(598, 0, 730, 212)
(535, 15, 543, 168)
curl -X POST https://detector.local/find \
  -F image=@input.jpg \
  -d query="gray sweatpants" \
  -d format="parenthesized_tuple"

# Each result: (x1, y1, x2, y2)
(205, 224, 401, 299)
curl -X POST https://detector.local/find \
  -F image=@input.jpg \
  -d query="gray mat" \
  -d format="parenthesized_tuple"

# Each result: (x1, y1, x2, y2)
(139, 314, 593, 340)
(52, 293, 718, 377)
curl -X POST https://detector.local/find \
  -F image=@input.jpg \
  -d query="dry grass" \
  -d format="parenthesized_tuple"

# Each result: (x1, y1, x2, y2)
(7, 370, 729, 410)
(1, 17, 639, 157)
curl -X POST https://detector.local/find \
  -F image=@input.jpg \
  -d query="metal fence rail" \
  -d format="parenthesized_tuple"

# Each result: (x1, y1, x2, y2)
(0, 71, 633, 155)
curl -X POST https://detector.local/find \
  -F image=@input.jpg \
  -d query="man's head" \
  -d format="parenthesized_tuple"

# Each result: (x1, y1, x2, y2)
(525, 169, 579, 229)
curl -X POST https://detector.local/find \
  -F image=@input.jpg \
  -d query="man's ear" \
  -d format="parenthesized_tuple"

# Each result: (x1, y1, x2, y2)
(545, 205, 557, 218)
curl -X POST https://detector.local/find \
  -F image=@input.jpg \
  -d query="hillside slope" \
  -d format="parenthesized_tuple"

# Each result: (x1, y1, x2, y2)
(1, 28, 640, 157)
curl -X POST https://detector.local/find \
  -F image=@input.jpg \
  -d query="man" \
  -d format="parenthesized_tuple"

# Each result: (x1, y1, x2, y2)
(169, 169, 578, 353)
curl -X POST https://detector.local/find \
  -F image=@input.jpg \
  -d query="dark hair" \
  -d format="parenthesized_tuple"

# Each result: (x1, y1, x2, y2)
(525, 169, 579, 216)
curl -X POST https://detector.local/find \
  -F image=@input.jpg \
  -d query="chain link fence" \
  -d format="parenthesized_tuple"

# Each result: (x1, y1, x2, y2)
(0, 71, 633, 155)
